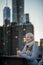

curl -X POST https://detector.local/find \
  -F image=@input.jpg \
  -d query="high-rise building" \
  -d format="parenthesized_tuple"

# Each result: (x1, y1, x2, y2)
(39, 39, 43, 56)
(40, 39, 43, 46)
(3, 25, 12, 55)
(24, 14, 30, 23)
(40, 39, 43, 55)
(12, 0, 24, 23)
(3, 7, 10, 25)
(0, 0, 34, 55)
(10, 14, 34, 55)
(0, 26, 3, 55)
(3, 6, 11, 55)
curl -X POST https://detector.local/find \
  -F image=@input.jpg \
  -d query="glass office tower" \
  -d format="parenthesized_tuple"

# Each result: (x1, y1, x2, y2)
(3, 7, 10, 25)
(12, 0, 24, 23)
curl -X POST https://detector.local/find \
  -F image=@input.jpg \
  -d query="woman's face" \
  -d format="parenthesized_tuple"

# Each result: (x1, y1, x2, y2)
(25, 36, 32, 43)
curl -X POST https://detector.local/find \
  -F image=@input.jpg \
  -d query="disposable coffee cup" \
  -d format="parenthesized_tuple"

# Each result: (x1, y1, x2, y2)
(17, 50, 21, 56)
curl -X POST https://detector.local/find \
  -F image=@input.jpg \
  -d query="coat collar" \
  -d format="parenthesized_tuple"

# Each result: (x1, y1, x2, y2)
(26, 41, 35, 46)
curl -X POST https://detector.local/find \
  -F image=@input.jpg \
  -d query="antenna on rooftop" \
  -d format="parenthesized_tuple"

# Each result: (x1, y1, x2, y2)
(6, 0, 8, 6)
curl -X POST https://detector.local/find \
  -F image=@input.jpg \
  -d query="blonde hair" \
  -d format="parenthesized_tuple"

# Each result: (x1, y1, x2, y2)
(25, 32, 34, 40)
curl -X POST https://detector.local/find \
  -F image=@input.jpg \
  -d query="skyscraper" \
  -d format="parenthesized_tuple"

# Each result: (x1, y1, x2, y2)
(40, 39, 43, 46)
(3, 7, 10, 25)
(39, 39, 43, 56)
(24, 14, 30, 23)
(3, 6, 11, 55)
(12, 0, 24, 23)
(0, 26, 3, 55)
(0, 0, 34, 55)
(10, 13, 34, 55)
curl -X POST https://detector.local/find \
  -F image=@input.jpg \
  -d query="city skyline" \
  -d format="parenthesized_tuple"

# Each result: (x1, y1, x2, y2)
(0, 0, 43, 45)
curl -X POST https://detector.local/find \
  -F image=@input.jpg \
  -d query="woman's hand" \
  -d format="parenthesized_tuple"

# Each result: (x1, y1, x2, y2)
(17, 50, 21, 56)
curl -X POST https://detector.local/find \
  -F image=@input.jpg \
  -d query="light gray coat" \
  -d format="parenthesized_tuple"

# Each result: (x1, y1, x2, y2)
(21, 41, 38, 65)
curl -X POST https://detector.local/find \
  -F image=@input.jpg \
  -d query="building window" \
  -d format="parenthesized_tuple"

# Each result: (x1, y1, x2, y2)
(23, 28, 26, 31)
(7, 24, 10, 27)
(42, 44, 43, 46)
(15, 36, 18, 39)
(6, 30, 10, 34)
(21, 15, 23, 18)
(20, 6, 22, 8)
(23, 37, 26, 42)
(3, 42, 5, 46)
(15, 27, 18, 31)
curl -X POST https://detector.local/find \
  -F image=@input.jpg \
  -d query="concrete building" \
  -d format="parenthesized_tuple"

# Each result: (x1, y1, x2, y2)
(0, 0, 34, 55)
(3, 25, 12, 55)
(39, 39, 43, 56)
(40, 39, 43, 46)
(24, 14, 30, 23)
(3, 6, 11, 55)
(0, 26, 3, 55)
(10, 13, 34, 55)
(12, 0, 24, 23)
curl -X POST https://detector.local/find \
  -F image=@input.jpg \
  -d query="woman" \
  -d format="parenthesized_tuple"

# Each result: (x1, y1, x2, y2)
(17, 33, 38, 65)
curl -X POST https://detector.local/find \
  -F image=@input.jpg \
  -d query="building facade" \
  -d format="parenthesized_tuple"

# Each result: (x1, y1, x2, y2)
(39, 39, 43, 56)
(10, 14, 34, 55)
(0, 0, 34, 55)
(40, 39, 43, 46)
(0, 26, 3, 55)
(12, 0, 24, 23)
(3, 6, 12, 55)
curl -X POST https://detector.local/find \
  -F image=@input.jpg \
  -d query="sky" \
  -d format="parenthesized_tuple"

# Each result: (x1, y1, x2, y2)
(0, 0, 43, 45)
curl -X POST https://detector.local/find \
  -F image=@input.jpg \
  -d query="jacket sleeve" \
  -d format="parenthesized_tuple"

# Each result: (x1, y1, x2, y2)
(21, 45, 26, 53)
(21, 43, 38, 61)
